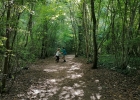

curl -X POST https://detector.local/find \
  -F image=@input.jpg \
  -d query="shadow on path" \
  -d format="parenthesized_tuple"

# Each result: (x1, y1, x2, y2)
(1, 55, 139, 100)
(16, 55, 102, 100)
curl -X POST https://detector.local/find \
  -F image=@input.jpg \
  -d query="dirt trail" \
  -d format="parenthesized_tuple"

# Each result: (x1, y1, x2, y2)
(1, 55, 140, 100)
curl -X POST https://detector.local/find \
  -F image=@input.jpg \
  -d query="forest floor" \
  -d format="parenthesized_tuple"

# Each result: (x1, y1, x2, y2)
(1, 55, 140, 100)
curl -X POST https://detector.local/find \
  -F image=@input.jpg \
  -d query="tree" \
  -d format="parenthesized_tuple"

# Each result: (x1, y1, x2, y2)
(91, 0, 98, 69)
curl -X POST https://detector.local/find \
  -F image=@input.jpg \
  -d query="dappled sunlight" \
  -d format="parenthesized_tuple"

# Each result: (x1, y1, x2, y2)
(69, 63, 82, 71)
(66, 73, 83, 79)
(17, 93, 25, 98)
(98, 86, 102, 91)
(43, 65, 60, 72)
(65, 62, 83, 79)
(46, 79, 57, 84)
(17, 78, 64, 99)
(73, 82, 86, 88)
(95, 79, 99, 83)
(73, 83, 81, 88)
(67, 63, 81, 73)
(43, 69, 57, 72)
(46, 86, 60, 95)
(90, 79, 102, 100)
(43, 66, 68, 73)
(26, 89, 46, 99)
(59, 86, 84, 100)
(16, 55, 103, 100)
(45, 78, 64, 86)
(58, 66, 68, 70)
(90, 93, 102, 100)
(67, 70, 74, 73)
(96, 93, 102, 99)
(16, 78, 91, 100)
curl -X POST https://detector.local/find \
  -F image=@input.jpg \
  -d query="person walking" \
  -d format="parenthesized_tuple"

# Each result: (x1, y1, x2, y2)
(62, 47, 67, 62)
(55, 48, 61, 62)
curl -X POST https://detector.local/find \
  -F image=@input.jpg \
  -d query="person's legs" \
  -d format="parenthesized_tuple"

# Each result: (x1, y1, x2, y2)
(56, 56, 59, 62)
(58, 56, 60, 62)
(63, 55, 66, 62)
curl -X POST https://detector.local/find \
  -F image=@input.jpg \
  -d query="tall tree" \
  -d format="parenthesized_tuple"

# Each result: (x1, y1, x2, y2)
(2, 0, 11, 90)
(91, 0, 98, 69)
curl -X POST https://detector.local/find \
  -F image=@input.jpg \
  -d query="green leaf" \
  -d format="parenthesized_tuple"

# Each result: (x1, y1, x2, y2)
(0, 40, 3, 46)
(12, 75, 14, 79)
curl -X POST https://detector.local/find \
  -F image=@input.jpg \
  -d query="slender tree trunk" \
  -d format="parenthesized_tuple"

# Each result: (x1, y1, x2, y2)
(91, 0, 98, 69)
(137, 4, 140, 56)
(82, 1, 89, 60)
(121, 0, 128, 69)
(96, 0, 101, 32)
(11, 13, 21, 49)
(111, 4, 116, 54)
(24, 3, 33, 47)
(40, 40, 45, 59)
(129, 0, 139, 56)
(28, 3, 33, 42)
(2, 1, 11, 91)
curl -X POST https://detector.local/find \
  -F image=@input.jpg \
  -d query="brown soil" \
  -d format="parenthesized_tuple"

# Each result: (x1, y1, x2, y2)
(1, 55, 140, 100)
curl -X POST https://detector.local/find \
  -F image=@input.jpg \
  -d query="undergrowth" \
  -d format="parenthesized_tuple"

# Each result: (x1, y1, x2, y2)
(98, 54, 140, 76)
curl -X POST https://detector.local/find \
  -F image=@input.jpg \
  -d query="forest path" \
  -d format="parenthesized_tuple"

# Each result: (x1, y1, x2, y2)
(1, 55, 140, 100)
(19, 55, 100, 100)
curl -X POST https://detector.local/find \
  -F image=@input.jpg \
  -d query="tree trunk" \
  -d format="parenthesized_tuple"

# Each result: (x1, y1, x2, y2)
(121, 0, 128, 69)
(2, 1, 11, 91)
(82, 1, 89, 60)
(91, 0, 98, 69)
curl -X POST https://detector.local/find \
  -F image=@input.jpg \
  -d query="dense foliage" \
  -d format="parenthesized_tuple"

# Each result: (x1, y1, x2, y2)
(0, 0, 139, 93)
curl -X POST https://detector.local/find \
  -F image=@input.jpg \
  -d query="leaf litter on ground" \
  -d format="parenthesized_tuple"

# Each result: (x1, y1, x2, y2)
(0, 55, 140, 100)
